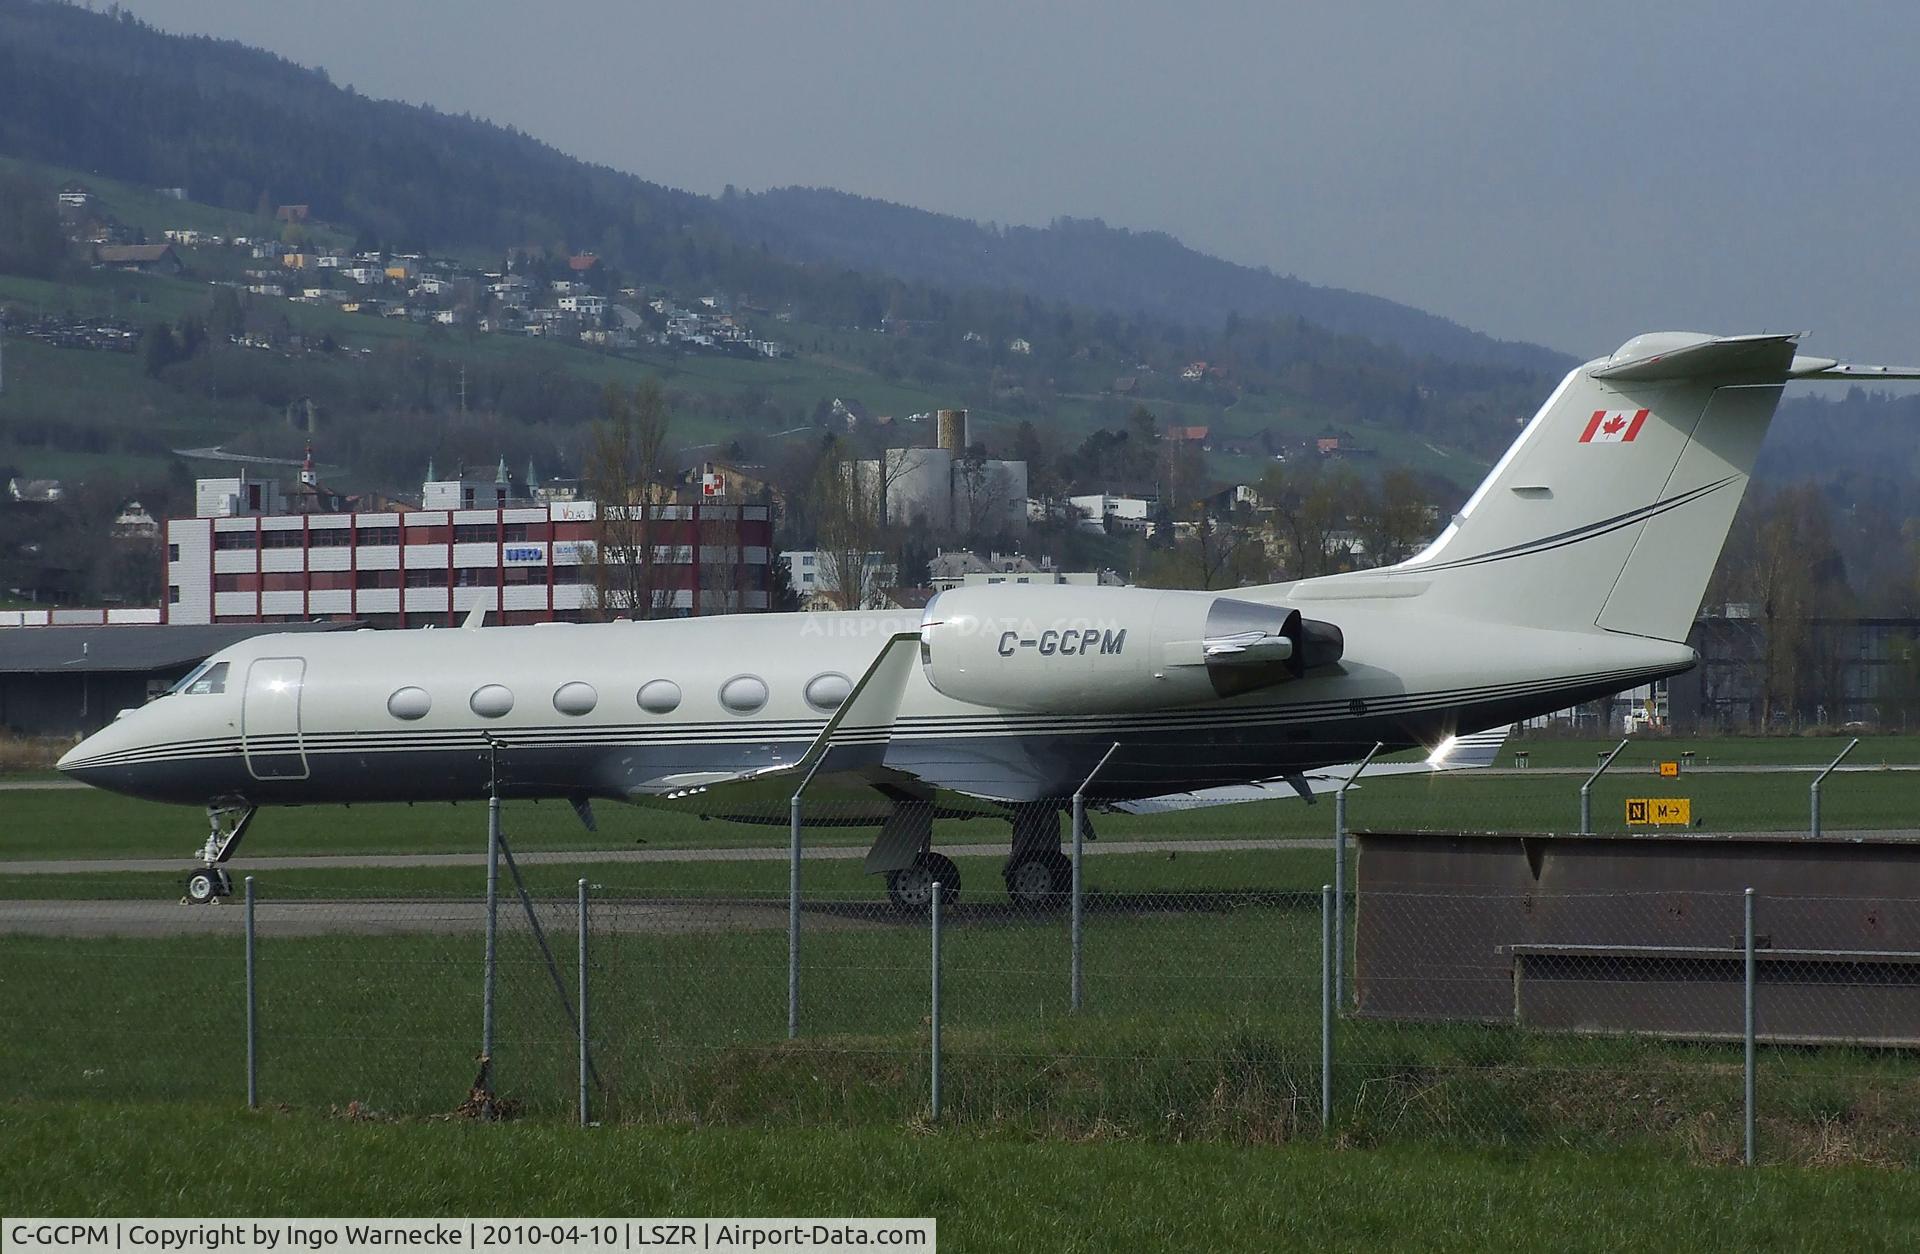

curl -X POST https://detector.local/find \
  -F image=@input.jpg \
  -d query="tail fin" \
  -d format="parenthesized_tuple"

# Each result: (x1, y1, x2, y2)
(1393, 332, 1800, 643)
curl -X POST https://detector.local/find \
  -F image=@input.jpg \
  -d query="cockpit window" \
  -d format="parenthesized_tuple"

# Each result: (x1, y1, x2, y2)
(170, 660, 229, 696)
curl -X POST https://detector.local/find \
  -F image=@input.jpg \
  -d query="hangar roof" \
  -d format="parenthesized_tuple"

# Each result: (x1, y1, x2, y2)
(0, 621, 364, 674)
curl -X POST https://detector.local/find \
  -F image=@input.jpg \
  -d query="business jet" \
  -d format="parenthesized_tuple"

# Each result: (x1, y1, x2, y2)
(57, 331, 1919, 905)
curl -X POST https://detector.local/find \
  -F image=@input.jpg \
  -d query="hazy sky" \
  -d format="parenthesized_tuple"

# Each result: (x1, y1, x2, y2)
(118, 0, 1920, 364)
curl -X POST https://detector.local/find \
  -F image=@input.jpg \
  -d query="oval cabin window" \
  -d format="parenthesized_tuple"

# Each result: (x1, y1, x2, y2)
(637, 679, 682, 715)
(719, 674, 769, 715)
(470, 684, 515, 719)
(804, 672, 852, 712)
(553, 682, 598, 717)
(387, 686, 431, 721)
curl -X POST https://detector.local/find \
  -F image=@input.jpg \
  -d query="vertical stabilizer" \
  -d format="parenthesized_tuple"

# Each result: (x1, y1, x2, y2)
(1389, 332, 1795, 642)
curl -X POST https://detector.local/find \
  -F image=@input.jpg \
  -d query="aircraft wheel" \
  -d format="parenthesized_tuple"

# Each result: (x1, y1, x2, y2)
(185, 868, 222, 905)
(1004, 850, 1072, 909)
(886, 853, 960, 911)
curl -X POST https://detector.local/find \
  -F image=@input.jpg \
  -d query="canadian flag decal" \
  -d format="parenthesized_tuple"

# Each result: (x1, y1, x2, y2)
(1579, 408, 1650, 443)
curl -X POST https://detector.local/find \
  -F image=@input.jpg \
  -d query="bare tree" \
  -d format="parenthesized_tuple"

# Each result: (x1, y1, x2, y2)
(808, 436, 891, 610)
(877, 446, 933, 527)
(582, 379, 672, 619)
(1139, 511, 1269, 590)
(1352, 469, 1435, 568)
(1258, 460, 1354, 579)
(1722, 485, 1850, 727)
(951, 452, 1011, 540)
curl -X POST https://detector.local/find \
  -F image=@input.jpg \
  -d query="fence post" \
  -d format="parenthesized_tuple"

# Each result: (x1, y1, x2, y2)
(1070, 744, 1121, 1014)
(1070, 792, 1085, 1012)
(788, 791, 802, 1039)
(1333, 743, 1382, 1009)
(578, 877, 590, 1128)
(1744, 886, 1756, 1166)
(930, 880, 943, 1121)
(1580, 737, 1630, 835)
(244, 875, 257, 1110)
(1809, 737, 1859, 838)
(483, 745, 501, 1069)
(1321, 883, 1333, 1132)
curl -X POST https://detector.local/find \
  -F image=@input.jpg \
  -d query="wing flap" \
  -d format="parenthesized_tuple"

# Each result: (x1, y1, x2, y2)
(1108, 725, 1514, 815)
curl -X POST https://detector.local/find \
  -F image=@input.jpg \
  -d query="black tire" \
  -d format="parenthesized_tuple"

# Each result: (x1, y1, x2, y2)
(886, 852, 960, 910)
(1004, 849, 1072, 908)
(185, 869, 220, 904)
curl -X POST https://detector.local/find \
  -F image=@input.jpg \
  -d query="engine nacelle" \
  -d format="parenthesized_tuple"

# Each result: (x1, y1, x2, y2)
(918, 585, 1343, 713)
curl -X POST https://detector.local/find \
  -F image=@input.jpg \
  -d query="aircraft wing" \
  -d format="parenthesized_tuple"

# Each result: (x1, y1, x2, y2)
(634, 630, 923, 803)
(1106, 724, 1513, 815)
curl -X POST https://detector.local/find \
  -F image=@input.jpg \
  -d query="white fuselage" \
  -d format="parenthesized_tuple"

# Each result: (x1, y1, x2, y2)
(57, 591, 1692, 810)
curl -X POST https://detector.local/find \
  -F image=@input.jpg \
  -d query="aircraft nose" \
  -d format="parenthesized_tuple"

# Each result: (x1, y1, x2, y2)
(57, 715, 141, 779)
(53, 715, 177, 800)
(57, 727, 110, 776)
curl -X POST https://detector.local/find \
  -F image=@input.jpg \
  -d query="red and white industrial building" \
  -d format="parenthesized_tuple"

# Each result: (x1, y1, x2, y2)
(163, 465, 772, 627)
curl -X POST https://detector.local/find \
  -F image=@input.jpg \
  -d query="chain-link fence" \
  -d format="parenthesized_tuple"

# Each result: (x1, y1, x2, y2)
(5, 781, 1920, 1166)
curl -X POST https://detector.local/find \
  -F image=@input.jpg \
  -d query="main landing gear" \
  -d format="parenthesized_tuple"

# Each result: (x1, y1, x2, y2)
(184, 797, 256, 904)
(867, 802, 963, 909)
(885, 852, 961, 910)
(1002, 802, 1073, 909)
(863, 799, 1084, 910)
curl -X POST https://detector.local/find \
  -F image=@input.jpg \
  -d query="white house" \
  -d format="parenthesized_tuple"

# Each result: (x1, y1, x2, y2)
(785, 549, 898, 609)
(1068, 493, 1154, 534)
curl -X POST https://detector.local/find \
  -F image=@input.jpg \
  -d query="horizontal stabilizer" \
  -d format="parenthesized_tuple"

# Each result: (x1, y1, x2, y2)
(1590, 332, 1799, 383)
(1594, 335, 1920, 383)
(1788, 357, 1920, 381)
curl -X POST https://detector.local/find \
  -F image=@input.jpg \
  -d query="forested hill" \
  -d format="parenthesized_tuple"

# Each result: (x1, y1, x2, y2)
(0, 0, 722, 278)
(0, 0, 1567, 375)
(718, 189, 1568, 374)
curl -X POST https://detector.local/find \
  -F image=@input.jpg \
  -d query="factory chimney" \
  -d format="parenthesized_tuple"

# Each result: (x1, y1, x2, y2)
(935, 408, 969, 452)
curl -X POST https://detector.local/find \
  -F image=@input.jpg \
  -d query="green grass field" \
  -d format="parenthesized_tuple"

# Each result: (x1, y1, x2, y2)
(6, 1105, 1917, 1250)
(7, 738, 1920, 1210)
(6, 866, 1919, 1167)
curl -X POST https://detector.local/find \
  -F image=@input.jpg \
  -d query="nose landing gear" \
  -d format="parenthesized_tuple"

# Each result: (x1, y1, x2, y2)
(183, 798, 256, 904)
(185, 866, 234, 905)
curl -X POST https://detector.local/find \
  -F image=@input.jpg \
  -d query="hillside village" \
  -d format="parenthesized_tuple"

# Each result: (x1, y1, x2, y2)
(31, 180, 1413, 464)
(54, 181, 791, 360)
(0, 174, 1462, 626)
